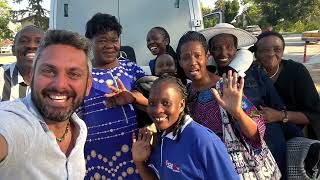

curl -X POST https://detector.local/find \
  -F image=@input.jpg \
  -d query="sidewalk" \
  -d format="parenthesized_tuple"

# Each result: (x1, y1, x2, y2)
(0, 54, 15, 64)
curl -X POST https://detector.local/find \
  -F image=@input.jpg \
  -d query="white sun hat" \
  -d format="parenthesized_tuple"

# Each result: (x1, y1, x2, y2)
(199, 23, 257, 48)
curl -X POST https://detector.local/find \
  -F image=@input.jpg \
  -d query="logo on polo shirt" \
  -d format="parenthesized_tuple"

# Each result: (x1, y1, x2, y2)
(165, 160, 181, 173)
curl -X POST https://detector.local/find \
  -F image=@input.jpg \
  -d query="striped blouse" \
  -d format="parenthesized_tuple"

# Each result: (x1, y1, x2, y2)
(0, 63, 30, 101)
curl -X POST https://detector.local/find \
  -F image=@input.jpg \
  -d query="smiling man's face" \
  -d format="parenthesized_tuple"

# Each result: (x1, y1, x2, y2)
(31, 44, 91, 122)
(14, 27, 44, 74)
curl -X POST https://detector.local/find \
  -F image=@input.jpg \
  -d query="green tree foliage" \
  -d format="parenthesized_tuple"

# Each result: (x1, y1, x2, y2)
(201, 3, 212, 15)
(12, 0, 49, 30)
(215, 0, 225, 11)
(239, 0, 320, 32)
(204, 17, 218, 28)
(305, 21, 320, 31)
(224, 0, 240, 23)
(244, 4, 262, 26)
(212, 0, 239, 24)
(0, 0, 13, 42)
(201, 3, 218, 28)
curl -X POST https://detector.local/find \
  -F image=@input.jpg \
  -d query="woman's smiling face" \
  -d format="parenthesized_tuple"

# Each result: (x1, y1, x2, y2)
(146, 29, 168, 56)
(147, 82, 185, 131)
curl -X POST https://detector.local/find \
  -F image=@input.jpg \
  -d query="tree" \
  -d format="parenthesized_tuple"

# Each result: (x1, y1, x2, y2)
(201, 3, 218, 28)
(12, 0, 49, 30)
(212, 0, 239, 24)
(235, 0, 262, 27)
(237, 0, 320, 32)
(251, 0, 320, 27)
(224, 0, 240, 23)
(215, 0, 225, 11)
(0, 0, 13, 42)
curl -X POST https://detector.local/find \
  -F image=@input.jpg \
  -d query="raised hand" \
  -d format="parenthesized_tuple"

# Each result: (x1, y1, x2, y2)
(212, 70, 244, 118)
(132, 128, 152, 163)
(104, 78, 136, 108)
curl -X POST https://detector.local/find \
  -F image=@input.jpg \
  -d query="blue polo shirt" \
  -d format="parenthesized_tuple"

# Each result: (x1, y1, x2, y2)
(148, 115, 239, 180)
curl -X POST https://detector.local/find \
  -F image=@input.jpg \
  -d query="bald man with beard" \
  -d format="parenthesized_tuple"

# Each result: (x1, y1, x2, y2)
(0, 25, 44, 101)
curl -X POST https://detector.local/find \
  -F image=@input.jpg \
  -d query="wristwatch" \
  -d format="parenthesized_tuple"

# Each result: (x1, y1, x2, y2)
(282, 110, 289, 123)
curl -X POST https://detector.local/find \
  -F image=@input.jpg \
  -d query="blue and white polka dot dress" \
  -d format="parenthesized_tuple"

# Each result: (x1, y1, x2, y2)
(81, 59, 145, 180)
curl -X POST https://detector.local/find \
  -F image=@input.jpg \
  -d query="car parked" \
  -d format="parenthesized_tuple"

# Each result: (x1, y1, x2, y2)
(245, 25, 262, 36)
(0, 45, 12, 54)
(301, 30, 320, 43)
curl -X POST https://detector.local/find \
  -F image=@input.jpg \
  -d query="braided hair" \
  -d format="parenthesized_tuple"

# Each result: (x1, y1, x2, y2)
(150, 27, 172, 55)
(176, 31, 208, 61)
(151, 75, 190, 142)
(150, 27, 188, 84)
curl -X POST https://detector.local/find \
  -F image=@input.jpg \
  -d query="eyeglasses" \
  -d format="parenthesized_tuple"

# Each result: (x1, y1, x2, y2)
(257, 47, 283, 54)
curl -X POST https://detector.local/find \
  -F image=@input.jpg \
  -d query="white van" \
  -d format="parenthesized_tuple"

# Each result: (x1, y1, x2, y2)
(49, 0, 204, 66)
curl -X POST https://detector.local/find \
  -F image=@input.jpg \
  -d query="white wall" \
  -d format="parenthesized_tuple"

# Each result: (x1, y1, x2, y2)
(51, 0, 202, 65)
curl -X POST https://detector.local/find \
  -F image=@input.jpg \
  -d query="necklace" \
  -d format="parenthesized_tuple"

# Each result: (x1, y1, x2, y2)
(269, 64, 279, 78)
(56, 121, 70, 143)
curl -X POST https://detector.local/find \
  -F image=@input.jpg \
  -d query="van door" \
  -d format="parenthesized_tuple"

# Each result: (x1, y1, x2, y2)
(187, 0, 204, 31)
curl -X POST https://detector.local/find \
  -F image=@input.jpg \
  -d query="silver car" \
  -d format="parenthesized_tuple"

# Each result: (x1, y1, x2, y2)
(245, 25, 262, 36)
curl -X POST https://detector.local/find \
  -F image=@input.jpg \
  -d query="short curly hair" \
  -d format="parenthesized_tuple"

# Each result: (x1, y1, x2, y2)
(249, 31, 285, 53)
(85, 13, 122, 39)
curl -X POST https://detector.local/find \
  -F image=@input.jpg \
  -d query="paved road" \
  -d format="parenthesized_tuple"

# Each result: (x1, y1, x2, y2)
(283, 34, 320, 64)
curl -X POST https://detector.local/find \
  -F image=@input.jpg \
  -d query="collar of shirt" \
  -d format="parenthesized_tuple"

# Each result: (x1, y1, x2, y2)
(21, 94, 85, 134)
(7, 62, 26, 85)
(161, 115, 193, 140)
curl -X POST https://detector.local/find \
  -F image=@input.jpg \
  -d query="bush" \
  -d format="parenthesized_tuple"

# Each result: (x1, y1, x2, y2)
(274, 20, 320, 33)
(287, 21, 305, 33)
(305, 21, 320, 31)
(204, 18, 217, 28)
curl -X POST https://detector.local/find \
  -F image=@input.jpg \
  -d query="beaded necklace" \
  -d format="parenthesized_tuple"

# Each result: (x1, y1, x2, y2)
(269, 64, 280, 79)
(56, 121, 70, 143)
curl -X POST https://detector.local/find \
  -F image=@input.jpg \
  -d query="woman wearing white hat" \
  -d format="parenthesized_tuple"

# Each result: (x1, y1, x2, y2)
(199, 23, 290, 179)
(177, 31, 281, 179)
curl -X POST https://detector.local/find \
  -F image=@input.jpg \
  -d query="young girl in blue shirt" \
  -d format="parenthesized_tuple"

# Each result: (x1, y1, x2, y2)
(131, 75, 239, 179)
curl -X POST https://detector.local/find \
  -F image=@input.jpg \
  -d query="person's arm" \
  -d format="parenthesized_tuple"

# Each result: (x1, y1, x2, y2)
(262, 63, 319, 125)
(294, 63, 320, 124)
(132, 90, 148, 106)
(132, 128, 158, 180)
(105, 78, 148, 108)
(260, 106, 309, 124)
(0, 134, 8, 163)
(134, 162, 159, 180)
(212, 71, 259, 141)
(231, 108, 260, 141)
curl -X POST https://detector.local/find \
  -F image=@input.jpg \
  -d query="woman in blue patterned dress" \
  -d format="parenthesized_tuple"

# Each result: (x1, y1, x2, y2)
(79, 13, 145, 180)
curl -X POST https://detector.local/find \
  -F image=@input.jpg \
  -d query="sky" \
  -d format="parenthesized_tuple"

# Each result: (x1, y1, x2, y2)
(200, 0, 216, 8)
(9, 0, 50, 10)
